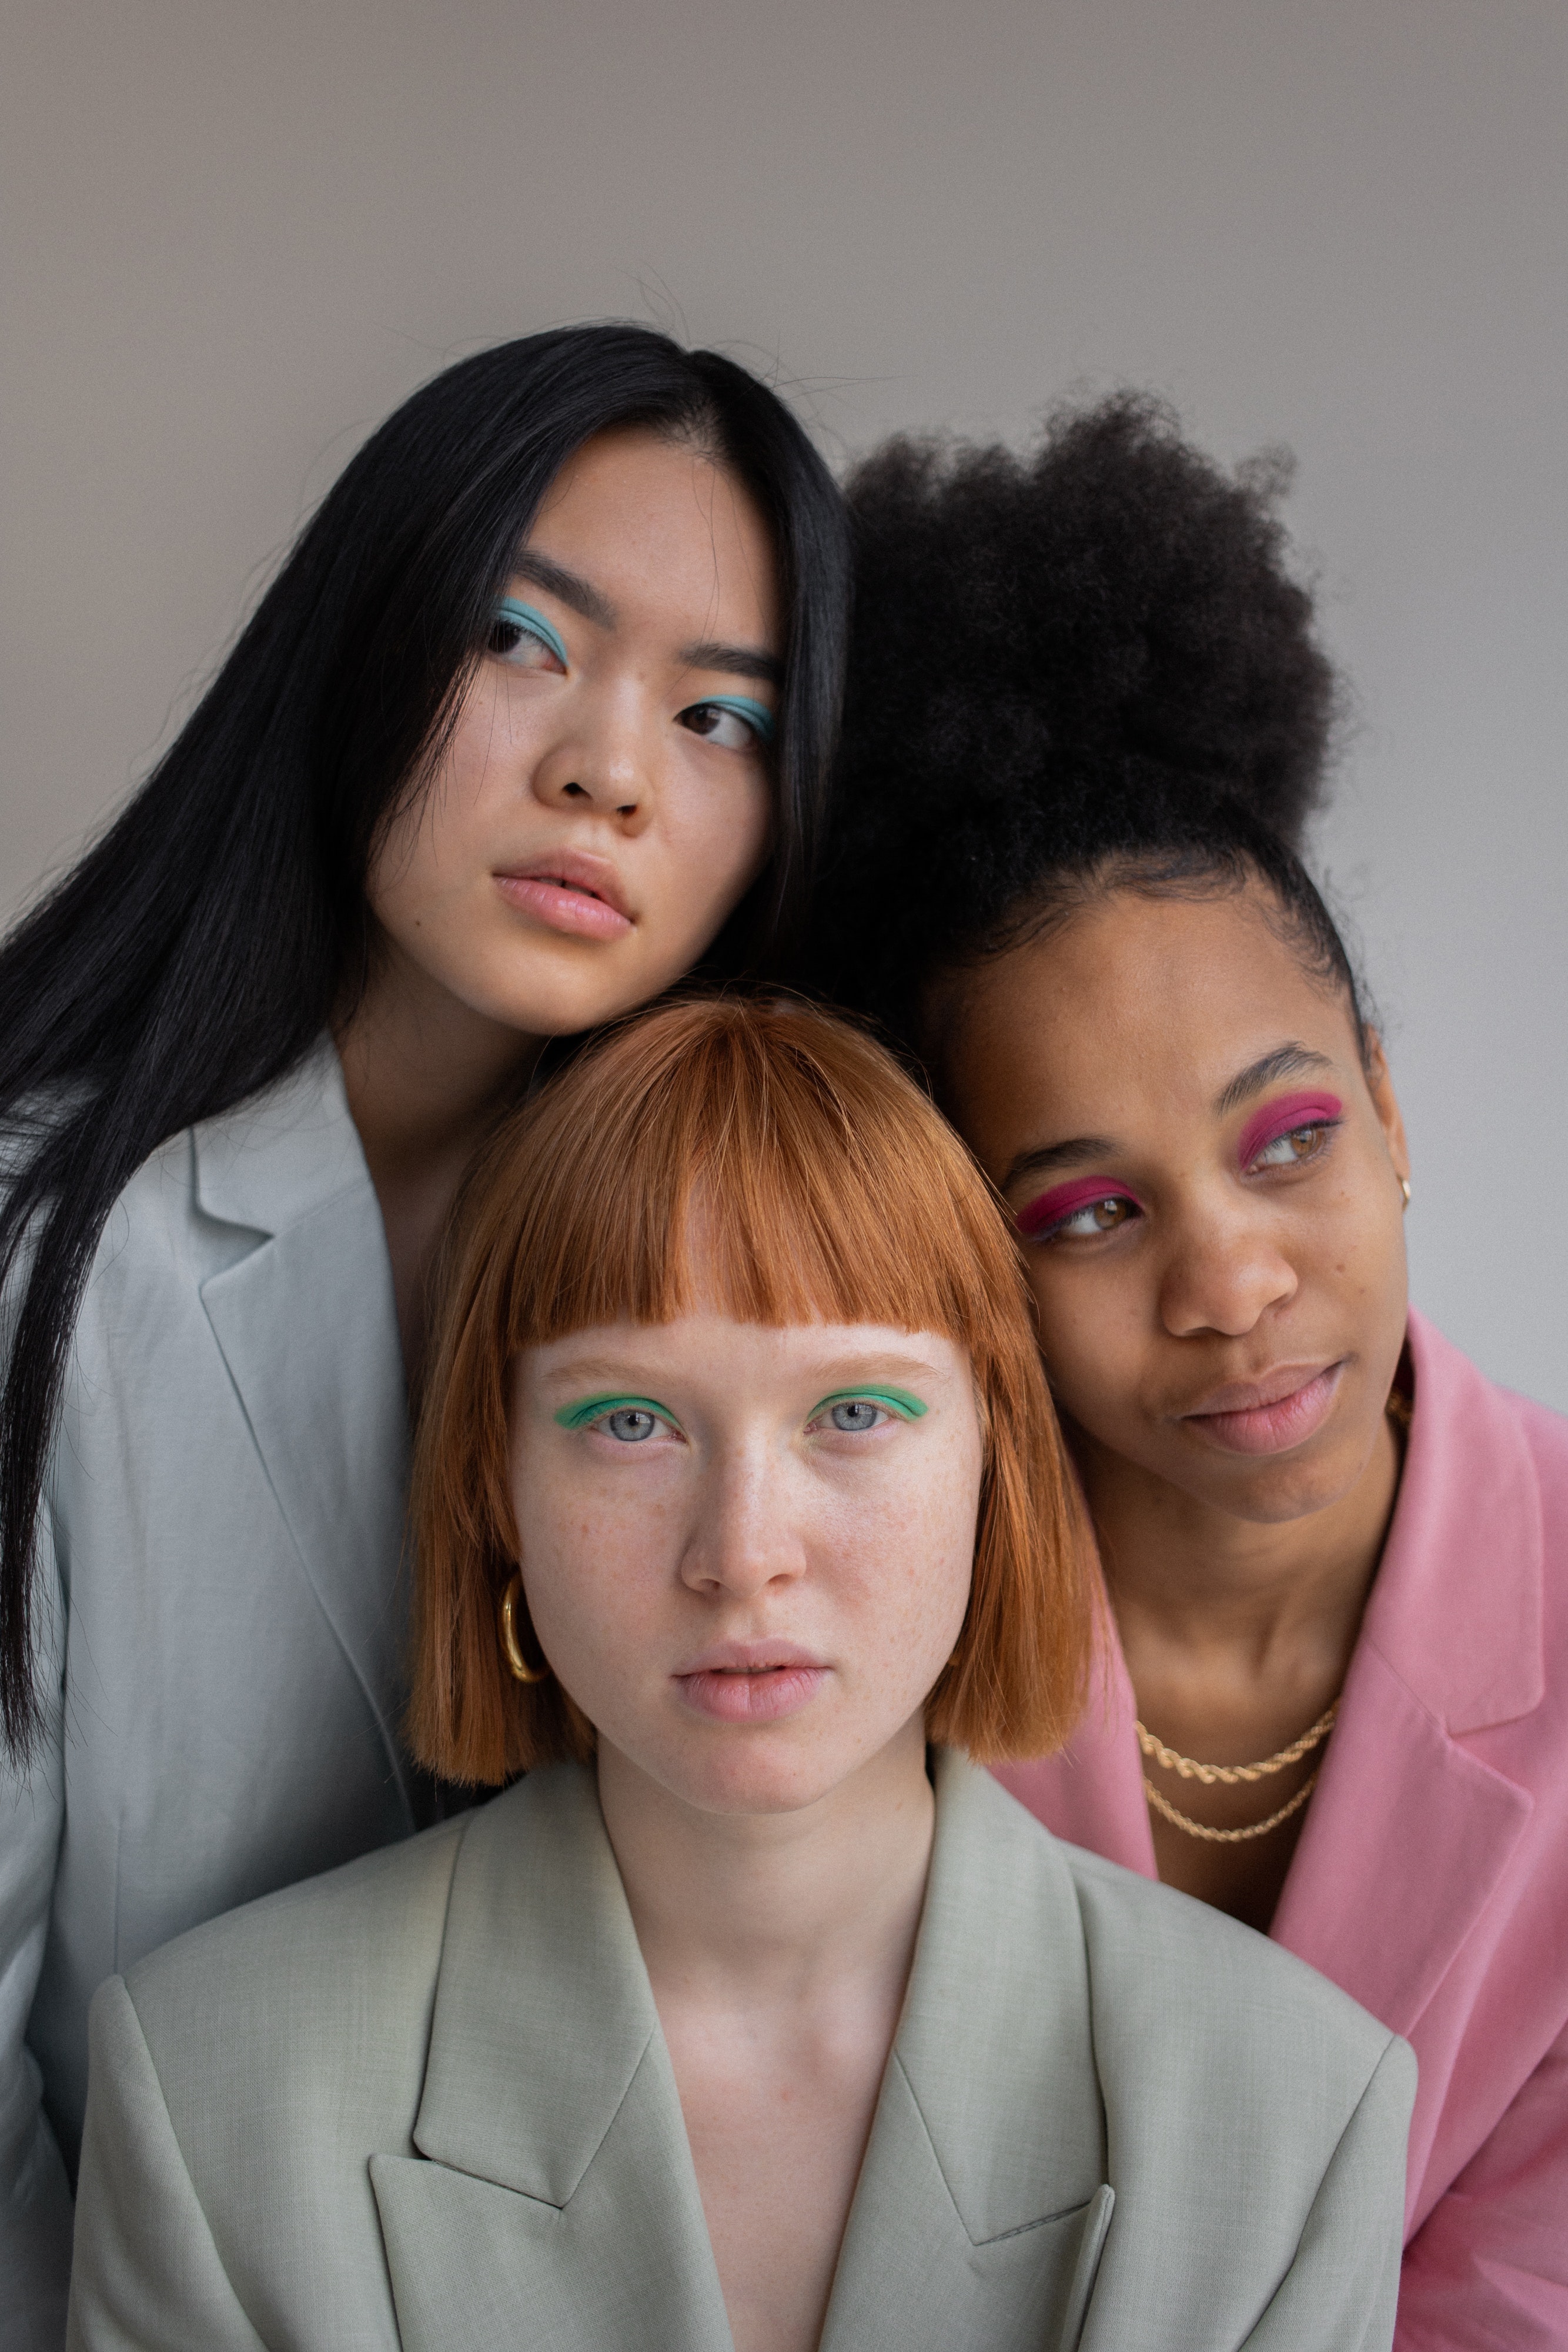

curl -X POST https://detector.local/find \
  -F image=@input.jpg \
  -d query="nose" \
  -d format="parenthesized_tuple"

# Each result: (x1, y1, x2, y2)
(678, 1441, 805, 1601)
(1157, 1195, 1298, 1340)
(529, 683, 656, 832)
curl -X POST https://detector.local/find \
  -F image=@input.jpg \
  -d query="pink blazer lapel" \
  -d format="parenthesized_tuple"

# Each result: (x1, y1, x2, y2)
(1271, 1311, 1542, 2038)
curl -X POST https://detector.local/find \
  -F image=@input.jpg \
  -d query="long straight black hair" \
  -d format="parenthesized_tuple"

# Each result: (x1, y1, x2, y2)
(0, 323, 851, 1753)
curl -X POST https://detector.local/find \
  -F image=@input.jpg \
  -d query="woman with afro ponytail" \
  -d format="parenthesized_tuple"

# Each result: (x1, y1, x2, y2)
(814, 395, 1568, 2346)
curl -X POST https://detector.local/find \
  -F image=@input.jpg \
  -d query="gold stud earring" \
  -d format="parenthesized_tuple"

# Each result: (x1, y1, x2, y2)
(1400, 1177, 1412, 1208)
(499, 1571, 550, 1684)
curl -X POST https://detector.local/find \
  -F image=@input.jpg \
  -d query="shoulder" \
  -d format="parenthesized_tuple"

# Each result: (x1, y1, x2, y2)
(1065, 1838, 1400, 2077)
(955, 1758, 1406, 2109)
(122, 1805, 474, 2053)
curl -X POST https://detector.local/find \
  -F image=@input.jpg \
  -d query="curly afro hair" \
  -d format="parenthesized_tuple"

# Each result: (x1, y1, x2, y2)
(809, 394, 1340, 1039)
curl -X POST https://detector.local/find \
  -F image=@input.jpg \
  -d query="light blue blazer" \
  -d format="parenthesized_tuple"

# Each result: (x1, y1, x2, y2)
(0, 1043, 416, 2345)
(67, 1752, 1415, 2351)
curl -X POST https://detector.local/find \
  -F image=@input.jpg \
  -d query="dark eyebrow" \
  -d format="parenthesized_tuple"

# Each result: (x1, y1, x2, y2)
(1214, 1043, 1336, 1119)
(1001, 1040, 1336, 1191)
(678, 638, 784, 688)
(507, 550, 617, 630)
(1001, 1136, 1119, 1192)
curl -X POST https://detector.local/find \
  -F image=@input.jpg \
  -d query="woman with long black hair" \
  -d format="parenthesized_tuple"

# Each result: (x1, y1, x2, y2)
(0, 322, 849, 2335)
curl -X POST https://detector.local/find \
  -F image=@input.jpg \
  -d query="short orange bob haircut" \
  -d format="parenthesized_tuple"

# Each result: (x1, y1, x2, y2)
(407, 995, 1092, 1786)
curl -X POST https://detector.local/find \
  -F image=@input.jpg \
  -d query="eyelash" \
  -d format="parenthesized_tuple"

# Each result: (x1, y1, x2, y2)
(1030, 1194, 1142, 1245)
(1243, 1117, 1342, 1174)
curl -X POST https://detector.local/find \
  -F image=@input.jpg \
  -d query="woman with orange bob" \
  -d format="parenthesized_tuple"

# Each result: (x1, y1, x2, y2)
(67, 999, 1411, 2352)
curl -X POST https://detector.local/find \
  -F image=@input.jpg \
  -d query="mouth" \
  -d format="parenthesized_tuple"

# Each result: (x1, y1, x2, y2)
(494, 850, 634, 943)
(1177, 1360, 1346, 1457)
(674, 1642, 829, 1726)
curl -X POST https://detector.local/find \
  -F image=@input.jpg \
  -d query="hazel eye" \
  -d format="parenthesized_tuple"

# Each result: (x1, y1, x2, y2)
(1047, 1195, 1139, 1241)
(1249, 1122, 1334, 1172)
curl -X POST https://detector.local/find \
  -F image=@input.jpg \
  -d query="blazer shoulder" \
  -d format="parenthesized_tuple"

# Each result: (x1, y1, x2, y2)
(1061, 1836, 1409, 2099)
(122, 1810, 473, 2063)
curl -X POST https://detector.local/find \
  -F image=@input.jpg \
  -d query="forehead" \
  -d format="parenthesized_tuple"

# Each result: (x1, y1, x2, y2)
(521, 1311, 962, 1387)
(945, 886, 1361, 1160)
(527, 426, 779, 630)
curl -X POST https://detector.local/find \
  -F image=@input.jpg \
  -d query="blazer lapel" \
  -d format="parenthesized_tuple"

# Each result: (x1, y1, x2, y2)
(823, 1753, 1113, 2352)
(192, 1040, 412, 1797)
(373, 1766, 733, 2352)
(1272, 1311, 1541, 2036)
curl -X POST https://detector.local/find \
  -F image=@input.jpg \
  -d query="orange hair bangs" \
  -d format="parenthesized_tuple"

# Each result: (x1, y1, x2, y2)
(407, 994, 1091, 1783)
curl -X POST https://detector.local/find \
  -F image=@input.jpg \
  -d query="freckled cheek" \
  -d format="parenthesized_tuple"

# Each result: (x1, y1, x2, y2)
(520, 1484, 683, 1656)
(817, 1474, 976, 1675)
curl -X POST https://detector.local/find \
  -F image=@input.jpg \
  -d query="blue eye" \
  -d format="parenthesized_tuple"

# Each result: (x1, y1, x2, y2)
(679, 694, 774, 750)
(554, 1393, 680, 1441)
(828, 1399, 885, 1432)
(601, 1407, 658, 1443)
(487, 598, 569, 673)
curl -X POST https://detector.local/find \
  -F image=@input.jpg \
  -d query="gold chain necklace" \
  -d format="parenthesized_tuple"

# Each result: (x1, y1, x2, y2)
(1129, 1385, 1403, 1846)
(1135, 1701, 1338, 1844)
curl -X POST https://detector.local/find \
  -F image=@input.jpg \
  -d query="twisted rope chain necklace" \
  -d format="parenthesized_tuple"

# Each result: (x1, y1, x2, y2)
(1136, 1702, 1338, 1843)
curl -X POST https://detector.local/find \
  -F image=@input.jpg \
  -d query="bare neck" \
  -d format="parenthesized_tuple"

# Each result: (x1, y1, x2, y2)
(597, 1720, 934, 2012)
(335, 944, 543, 1386)
(1077, 1416, 1401, 1682)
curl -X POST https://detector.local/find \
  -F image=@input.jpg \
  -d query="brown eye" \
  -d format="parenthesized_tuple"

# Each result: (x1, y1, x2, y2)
(1252, 1122, 1332, 1171)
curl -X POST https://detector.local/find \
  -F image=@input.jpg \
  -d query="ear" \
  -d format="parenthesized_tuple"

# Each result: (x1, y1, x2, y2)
(1361, 1030, 1410, 1192)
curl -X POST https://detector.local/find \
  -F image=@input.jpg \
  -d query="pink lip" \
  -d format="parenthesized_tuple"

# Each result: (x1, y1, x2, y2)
(494, 850, 633, 941)
(1179, 1361, 1345, 1455)
(674, 1640, 828, 1725)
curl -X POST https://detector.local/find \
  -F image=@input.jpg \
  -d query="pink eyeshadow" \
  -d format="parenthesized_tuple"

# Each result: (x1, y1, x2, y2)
(1016, 1174, 1141, 1240)
(1235, 1090, 1343, 1170)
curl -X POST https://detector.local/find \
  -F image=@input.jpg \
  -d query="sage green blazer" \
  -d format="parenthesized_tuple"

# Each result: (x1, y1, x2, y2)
(67, 1752, 1414, 2352)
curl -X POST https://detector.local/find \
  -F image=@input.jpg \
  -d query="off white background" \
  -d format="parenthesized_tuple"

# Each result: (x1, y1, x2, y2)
(2, 1, 1564, 1403)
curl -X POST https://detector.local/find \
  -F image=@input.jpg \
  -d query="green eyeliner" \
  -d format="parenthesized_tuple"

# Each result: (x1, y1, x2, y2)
(813, 1387, 927, 1420)
(554, 1394, 674, 1431)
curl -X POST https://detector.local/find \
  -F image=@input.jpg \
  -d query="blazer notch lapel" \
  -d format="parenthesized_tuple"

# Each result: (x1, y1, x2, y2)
(412, 1770, 677, 2208)
(1378, 1312, 1546, 1733)
(823, 1756, 1112, 2352)
(822, 2062, 1113, 2352)
(375, 2035, 733, 2351)
(1274, 1647, 1533, 2033)
(198, 1195, 410, 1766)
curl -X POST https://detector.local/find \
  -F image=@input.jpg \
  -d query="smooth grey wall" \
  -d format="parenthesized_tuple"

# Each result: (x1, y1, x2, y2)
(3, 0, 1564, 1403)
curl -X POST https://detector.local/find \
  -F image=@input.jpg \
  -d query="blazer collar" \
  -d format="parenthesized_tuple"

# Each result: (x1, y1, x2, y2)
(379, 1759, 1114, 2352)
(379, 1766, 734, 2351)
(192, 1038, 412, 1808)
(823, 1751, 1112, 2352)
(1359, 1308, 1543, 1735)
(192, 1034, 370, 1237)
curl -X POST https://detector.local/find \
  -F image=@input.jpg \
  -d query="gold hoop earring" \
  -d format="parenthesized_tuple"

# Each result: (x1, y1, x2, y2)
(499, 1571, 550, 1685)
(1400, 1177, 1412, 1208)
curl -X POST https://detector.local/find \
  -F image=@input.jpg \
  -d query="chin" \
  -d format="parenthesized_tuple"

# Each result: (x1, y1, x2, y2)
(648, 1736, 862, 1822)
(1181, 1431, 1376, 1527)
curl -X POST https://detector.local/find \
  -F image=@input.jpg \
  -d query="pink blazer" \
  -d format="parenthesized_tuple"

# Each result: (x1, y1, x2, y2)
(997, 1311, 1568, 2348)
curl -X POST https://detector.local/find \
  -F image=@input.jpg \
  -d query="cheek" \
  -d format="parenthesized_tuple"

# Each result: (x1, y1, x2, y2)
(654, 771, 772, 923)
(514, 1472, 680, 1673)
(1025, 1262, 1146, 1427)
(827, 1445, 979, 1669)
